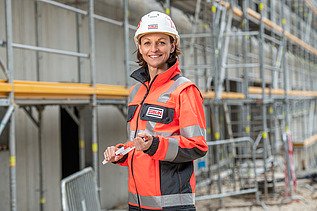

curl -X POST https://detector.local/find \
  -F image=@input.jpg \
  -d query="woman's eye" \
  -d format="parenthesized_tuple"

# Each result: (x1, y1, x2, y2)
(143, 42, 150, 46)
(158, 41, 165, 45)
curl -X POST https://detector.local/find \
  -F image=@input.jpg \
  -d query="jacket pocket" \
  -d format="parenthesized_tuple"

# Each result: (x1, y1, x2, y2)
(140, 103, 174, 124)
(127, 105, 138, 122)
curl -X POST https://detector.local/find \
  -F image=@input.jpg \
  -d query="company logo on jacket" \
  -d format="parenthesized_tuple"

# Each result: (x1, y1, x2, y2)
(146, 107, 164, 119)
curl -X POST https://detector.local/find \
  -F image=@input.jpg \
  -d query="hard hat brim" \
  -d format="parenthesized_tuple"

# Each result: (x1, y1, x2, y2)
(134, 32, 180, 47)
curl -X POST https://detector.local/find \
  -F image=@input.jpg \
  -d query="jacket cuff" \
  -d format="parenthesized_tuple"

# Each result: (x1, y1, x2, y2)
(143, 136, 159, 156)
(112, 144, 127, 164)
(112, 154, 128, 164)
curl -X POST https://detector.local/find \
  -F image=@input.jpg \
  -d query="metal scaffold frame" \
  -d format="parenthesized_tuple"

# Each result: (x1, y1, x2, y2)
(0, 0, 317, 210)
(1, 0, 132, 210)
(180, 0, 317, 208)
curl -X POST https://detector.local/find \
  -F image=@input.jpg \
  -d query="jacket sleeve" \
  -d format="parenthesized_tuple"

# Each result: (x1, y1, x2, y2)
(112, 143, 129, 166)
(144, 84, 208, 163)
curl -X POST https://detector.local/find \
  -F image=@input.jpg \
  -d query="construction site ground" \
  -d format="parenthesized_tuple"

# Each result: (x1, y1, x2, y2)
(196, 178, 317, 211)
(108, 178, 317, 211)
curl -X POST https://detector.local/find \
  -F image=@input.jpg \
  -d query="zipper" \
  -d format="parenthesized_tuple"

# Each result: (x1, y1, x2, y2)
(134, 75, 158, 139)
(131, 75, 158, 209)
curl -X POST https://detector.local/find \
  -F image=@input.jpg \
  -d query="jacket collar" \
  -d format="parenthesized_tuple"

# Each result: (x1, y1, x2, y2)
(130, 61, 181, 86)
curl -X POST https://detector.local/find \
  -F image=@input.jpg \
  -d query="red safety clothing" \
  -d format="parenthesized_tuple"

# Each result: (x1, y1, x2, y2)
(115, 61, 208, 210)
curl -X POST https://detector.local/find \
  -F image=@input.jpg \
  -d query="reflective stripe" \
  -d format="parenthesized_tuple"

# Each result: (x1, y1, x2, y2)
(127, 123, 131, 139)
(129, 83, 142, 103)
(155, 131, 176, 137)
(131, 123, 177, 141)
(129, 130, 136, 141)
(145, 121, 180, 137)
(129, 192, 139, 205)
(180, 125, 206, 139)
(130, 129, 155, 140)
(164, 137, 179, 161)
(129, 192, 195, 209)
(146, 121, 156, 133)
(157, 77, 190, 103)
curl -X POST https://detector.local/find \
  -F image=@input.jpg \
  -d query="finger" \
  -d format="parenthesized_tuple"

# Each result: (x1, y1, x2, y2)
(107, 147, 113, 158)
(137, 133, 148, 140)
(106, 146, 115, 160)
(110, 146, 116, 156)
(136, 137, 145, 150)
(104, 148, 109, 160)
(137, 133, 152, 142)
(114, 154, 123, 161)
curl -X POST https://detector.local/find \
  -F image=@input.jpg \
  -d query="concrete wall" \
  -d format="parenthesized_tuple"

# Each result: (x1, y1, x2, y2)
(0, 0, 192, 210)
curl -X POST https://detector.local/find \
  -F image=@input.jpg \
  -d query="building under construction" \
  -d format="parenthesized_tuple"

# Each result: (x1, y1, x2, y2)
(0, 0, 316, 210)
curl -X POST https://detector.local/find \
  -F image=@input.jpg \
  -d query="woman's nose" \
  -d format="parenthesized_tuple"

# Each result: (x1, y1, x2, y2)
(150, 44, 158, 52)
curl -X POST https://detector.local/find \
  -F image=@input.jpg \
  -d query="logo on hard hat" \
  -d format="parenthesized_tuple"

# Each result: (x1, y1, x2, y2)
(148, 24, 158, 29)
(137, 21, 142, 29)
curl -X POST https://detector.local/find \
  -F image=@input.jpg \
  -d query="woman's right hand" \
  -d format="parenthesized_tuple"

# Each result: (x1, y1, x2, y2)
(103, 146, 122, 163)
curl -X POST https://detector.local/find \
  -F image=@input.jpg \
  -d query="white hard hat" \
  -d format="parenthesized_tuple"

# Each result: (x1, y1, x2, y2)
(134, 11, 180, 46)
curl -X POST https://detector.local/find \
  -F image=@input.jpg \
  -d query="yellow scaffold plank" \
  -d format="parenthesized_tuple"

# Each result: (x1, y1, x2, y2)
(0, 80, 247, 100)
(249, 87, 317, 97)
(293, 134, 317, 148)
(1, 81, 316, 101)
(202, 91, 245, 99)
(0, 80, 129, 99)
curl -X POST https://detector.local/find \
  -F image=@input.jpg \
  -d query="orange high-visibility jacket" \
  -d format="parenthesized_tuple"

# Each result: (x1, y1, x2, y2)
(116, 61, 208, 210)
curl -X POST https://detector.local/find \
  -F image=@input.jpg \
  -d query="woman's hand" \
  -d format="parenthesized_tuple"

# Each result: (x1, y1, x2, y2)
(134, 132, 153, 151)
(103, 146, 123, 163)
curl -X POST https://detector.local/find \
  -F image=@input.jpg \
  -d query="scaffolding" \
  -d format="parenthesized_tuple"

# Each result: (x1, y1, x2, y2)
(0, 0, 317, 210)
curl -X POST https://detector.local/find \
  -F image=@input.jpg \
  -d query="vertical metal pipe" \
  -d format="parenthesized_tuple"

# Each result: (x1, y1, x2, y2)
(211, 4, 222, 205)
(33, 14, 47, 208)
(35, 1, 41, 81)
(180, 40, 186, 76)
(37, 107, 45, 211)
(203, 37, 208, 91)
(165, 0, 171, 15)
(194, 47, 198, 86)
(5, 0, 17, 210)
(252, 138, 260, 202)
(189, 0, 201, 56)
(258, 0, 268, 197)
(216, 12, 232, 98)
(76, 13, 83, 83)
(281, 0, 292, 196)
(267, 0, 276, 194)
(123, 0, 130, 88)
(88, 0, 99, 192)
(8, 110, 16, 211)
(242, 0, 251, 139)
(76, 10, 85, 170)
(214, 105, 222, 207)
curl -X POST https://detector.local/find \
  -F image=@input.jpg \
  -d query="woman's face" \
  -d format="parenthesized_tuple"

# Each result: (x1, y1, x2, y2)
(138, 33, 175, 71)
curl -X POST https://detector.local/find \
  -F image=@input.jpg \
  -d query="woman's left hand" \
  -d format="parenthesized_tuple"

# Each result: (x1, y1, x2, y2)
(134, 132, 153, 151)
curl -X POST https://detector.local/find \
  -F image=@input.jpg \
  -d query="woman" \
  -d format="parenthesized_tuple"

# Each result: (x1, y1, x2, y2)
(103, 11, 208, 211)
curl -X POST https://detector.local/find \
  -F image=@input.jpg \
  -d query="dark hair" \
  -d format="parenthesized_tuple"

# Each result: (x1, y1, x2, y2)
(136, 36, 182, 67)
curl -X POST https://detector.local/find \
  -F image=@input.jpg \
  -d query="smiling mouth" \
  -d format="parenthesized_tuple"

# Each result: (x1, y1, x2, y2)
(149, 55, 161, 58)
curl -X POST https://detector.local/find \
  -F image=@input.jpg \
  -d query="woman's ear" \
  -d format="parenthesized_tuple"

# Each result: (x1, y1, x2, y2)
(138, 44, 143, 55)
(170, 44, 175, 53)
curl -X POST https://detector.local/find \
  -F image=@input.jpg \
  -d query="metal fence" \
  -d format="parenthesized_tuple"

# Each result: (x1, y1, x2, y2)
(195, 137, 259, 203)
(61, 167, 101, 211)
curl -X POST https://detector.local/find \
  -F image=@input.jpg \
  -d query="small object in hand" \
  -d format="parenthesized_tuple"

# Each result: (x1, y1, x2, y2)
(102, 143, 135, 165)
